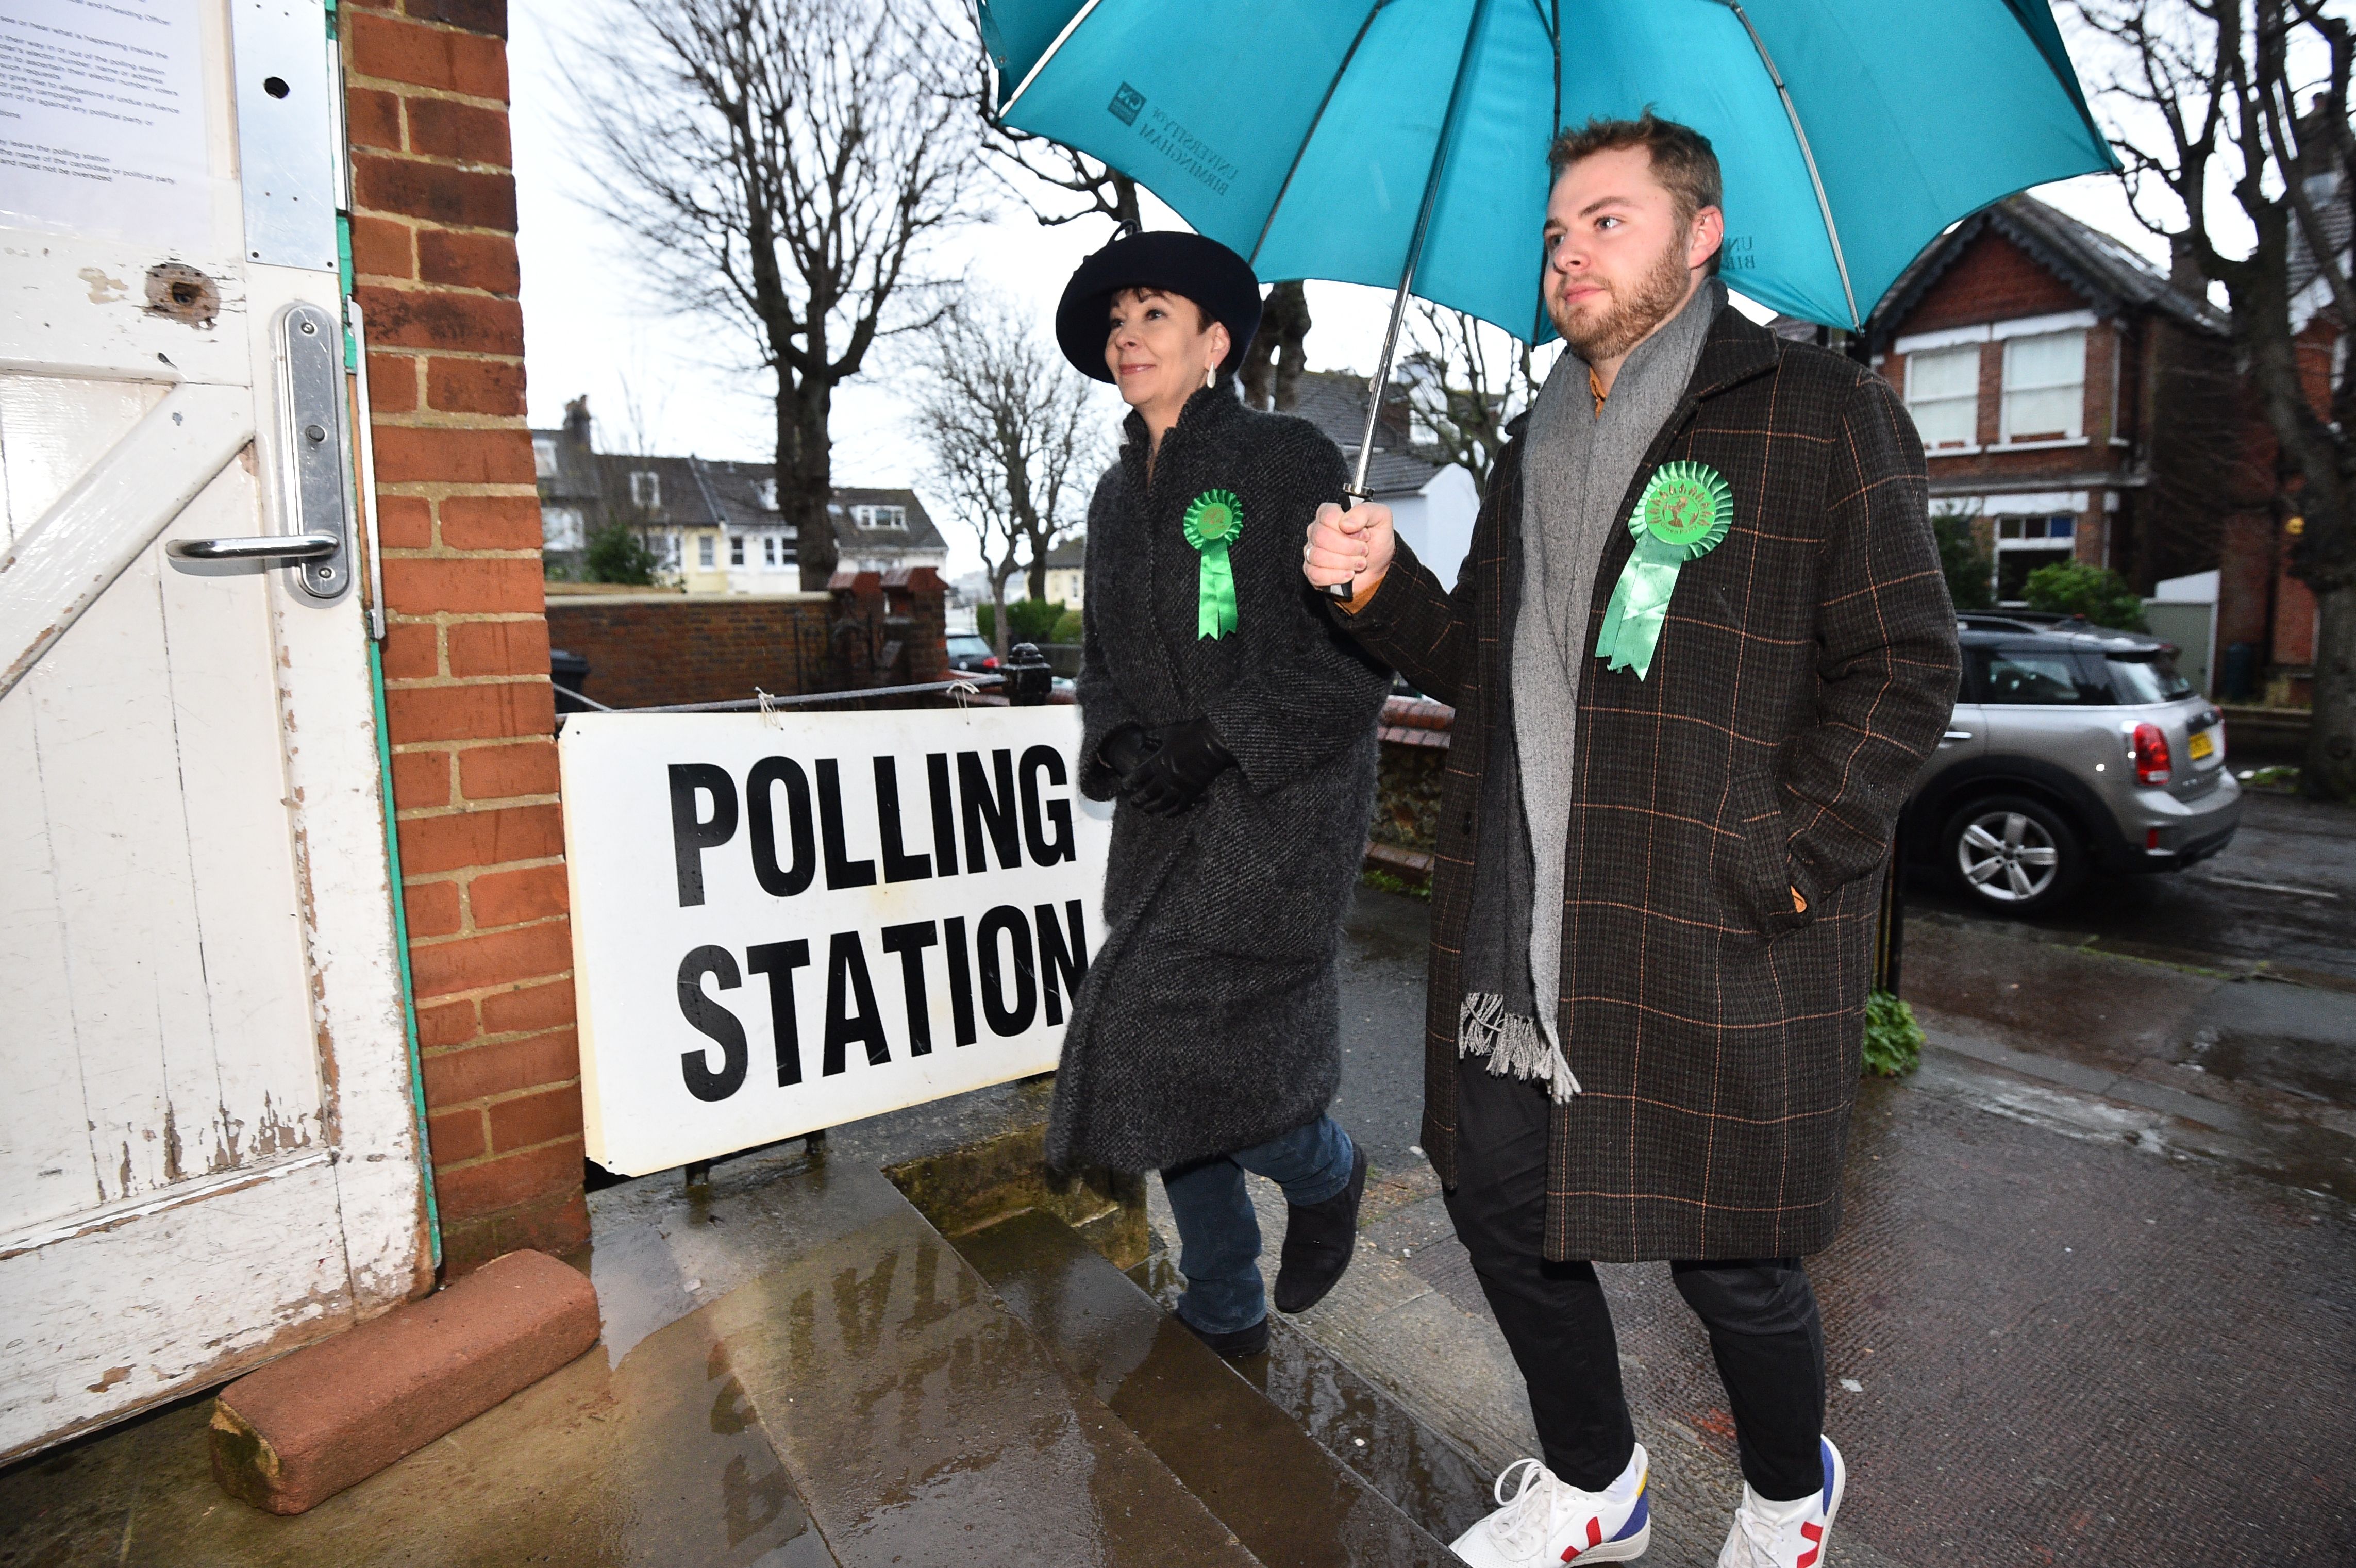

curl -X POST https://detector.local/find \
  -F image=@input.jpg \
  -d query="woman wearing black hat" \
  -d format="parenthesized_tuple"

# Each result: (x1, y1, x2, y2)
(1044, 231, 1392, 1358)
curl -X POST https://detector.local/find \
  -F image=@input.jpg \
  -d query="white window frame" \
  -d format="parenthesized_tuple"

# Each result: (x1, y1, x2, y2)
(2000, 329, 2087, 445)
(697, 533, 715, 568)
(532, 437, 557, 478)
(1904, 344, 1982, 452)
(729, 534, 745, 566)
(630, 470, 661, 509)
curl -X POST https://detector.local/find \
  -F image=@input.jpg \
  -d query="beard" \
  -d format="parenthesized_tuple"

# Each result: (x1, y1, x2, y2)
(1547, 227, 1695, 363)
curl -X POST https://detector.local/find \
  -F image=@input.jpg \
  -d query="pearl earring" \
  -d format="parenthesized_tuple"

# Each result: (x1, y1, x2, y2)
(1205, 365, 1216, 390)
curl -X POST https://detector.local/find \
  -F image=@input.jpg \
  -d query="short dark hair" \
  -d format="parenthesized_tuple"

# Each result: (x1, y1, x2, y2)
(1546, 110, 1724, 274)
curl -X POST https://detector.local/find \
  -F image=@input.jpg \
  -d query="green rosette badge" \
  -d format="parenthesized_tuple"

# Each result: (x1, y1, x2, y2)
(1182, 489, 1245, 639)
(1594, 460, 1733, 679)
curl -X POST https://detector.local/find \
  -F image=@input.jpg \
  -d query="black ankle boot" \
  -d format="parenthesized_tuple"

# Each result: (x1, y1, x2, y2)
(1176, 1310, 1269, 1359)
(1274, 1143, 1367, 1314)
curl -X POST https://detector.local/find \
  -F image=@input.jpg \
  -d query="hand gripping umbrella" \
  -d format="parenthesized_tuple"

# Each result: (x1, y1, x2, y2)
(979, 0, 2118, 591)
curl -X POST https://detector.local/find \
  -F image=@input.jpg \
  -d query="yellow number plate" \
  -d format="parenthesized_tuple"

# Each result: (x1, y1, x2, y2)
(2187, 729, 2215, 761)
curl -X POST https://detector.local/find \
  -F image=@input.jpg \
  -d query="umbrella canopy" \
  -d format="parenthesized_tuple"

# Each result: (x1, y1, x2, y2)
(980, 0, 2120, 340)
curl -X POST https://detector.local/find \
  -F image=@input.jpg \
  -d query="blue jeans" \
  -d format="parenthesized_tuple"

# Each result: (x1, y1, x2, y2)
(1161, 1114, 1356, 1335)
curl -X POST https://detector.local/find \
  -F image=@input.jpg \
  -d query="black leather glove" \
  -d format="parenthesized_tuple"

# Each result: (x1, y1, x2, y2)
(1097, 722, 1159, 781)
(1123, 716, 1234, 816)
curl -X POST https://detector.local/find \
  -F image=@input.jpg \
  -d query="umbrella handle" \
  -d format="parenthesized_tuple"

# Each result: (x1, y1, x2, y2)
(1317, 489, 1369, 600)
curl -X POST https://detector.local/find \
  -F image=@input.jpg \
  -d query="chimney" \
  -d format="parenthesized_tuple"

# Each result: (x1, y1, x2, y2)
(562, 395, 592, 449)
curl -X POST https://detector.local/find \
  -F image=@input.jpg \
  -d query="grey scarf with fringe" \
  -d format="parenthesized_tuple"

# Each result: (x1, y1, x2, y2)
(1458, 280, 1725, 1101)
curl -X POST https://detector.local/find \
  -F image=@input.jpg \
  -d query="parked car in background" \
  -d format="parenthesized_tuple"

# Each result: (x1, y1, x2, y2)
(1903, 613, 2241, 914)
(946, 631, 998, 675)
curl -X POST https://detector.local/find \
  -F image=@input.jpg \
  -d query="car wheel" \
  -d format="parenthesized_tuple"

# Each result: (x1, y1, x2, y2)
(1941, 793, 2086, 915)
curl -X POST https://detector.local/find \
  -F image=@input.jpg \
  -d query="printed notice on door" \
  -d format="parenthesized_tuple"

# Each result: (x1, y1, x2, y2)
(0, 0, 209, 253)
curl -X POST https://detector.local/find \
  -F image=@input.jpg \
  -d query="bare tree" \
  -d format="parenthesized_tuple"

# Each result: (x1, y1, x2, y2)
(1242, 282, 1313, 411)
(911, 297, 1108, 658)
(983, 128, 1144, 232)
(2072, 0, 2354, 797)
(1401, 303, 1557, 497)
(568, 0, 979, 589)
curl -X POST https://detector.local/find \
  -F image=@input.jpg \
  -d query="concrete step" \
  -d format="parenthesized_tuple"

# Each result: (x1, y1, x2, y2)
(953, 1208, 1465, 1567)
(698, 1159, 1263, 1568)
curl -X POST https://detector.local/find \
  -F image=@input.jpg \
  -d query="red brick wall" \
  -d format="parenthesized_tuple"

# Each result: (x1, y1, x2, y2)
(345, 0, 586, 1275)
(545, 569, 949, 710)
(1893, 230, 2082, 335)
(545, 594, 839, 709)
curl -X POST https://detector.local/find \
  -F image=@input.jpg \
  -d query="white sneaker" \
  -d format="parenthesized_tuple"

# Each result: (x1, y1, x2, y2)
(1449, 1446, 1651, 1565)
(1716, 1437, 1845, 1568)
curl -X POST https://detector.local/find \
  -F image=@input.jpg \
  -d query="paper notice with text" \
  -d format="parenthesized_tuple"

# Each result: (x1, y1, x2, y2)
(0, 0, 209, 253)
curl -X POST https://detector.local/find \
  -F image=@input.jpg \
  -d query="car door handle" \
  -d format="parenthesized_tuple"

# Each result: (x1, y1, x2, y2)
(1942, 729, 1973, 742)
(167, 531, 341, 563)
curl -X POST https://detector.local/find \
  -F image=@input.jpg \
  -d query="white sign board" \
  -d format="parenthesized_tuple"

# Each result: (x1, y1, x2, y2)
(0, 0, 211, 253)
(560, 707, 1112, 1177)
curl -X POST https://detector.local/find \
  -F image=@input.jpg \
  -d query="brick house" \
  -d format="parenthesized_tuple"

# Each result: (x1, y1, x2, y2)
(1864, 196, 2273, 630)
(530, 406, 948, 591)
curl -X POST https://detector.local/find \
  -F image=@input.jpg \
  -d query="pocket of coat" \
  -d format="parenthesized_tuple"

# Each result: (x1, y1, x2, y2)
(1712, 770, 1793, 933)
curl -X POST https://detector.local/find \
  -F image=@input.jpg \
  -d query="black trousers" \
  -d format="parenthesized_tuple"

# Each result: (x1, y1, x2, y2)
(1442, 1055, 1828, 1501)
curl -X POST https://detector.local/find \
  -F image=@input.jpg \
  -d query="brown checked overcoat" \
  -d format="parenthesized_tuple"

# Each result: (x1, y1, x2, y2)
(1335, 307, 1959, 1263)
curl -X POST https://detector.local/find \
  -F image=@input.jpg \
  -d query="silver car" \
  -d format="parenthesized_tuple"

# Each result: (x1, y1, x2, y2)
(1904, 612, 2241, 914)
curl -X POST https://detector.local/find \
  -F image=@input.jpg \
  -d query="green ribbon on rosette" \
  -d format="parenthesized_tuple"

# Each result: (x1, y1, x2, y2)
(1182, 489, 1244, 639)
(1594, 460, 1733, 679)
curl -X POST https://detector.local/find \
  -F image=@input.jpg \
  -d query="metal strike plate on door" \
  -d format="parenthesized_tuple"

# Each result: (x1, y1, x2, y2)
(272, 301, 352, 599)
(171, 303, 353, 594)
(164, 304, 352, 595)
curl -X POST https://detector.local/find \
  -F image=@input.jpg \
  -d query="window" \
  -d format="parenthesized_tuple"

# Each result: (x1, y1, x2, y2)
(763, 535, 781, 566)
(2001, 330, 2085, 441)
(1995, 516, 2075, 542)
(656, 532, 680, 568)
(729, 535, 745, 565)
(630, 470, 661, 509)
(541, 506, 583, 551)
(2103, 653, 2193, 705)
(757, 478, 778, 511)
(852, 503, 907, 531)
(1905, 344, 1980, 449)
(1975, 649, 2099, 705)
(533, 437, 557, 478)
(698, 534, 715, 568)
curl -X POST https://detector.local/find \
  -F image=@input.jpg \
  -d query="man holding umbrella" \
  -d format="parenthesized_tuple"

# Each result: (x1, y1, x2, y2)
(1306, 114, 1958, 1567)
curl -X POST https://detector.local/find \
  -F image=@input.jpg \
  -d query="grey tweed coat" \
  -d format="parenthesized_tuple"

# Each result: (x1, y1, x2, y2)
(1335, 308, 1959, 1261)
(1047, 382, 1392, 1175)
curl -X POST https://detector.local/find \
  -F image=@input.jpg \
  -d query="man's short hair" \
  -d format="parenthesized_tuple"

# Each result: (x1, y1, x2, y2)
(1546, 110, 1724, 275)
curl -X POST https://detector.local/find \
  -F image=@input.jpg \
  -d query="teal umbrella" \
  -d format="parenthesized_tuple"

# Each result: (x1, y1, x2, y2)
(981, 0, 2117, 497)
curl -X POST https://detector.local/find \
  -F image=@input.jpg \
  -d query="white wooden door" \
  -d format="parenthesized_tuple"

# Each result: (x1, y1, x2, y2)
(0, 0, 427, 1461)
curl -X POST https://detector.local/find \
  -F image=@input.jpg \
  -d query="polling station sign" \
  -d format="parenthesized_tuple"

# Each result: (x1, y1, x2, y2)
(559, 707, 1112, 1176)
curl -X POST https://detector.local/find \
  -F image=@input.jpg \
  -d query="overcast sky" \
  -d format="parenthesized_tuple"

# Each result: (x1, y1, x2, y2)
(508, 1, 2185, 585)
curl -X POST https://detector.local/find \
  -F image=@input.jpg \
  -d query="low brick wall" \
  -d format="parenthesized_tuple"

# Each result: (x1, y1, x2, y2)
(545, 568, 949, 711)
(545, 593, 836, 710)
(1368, 697, 1452, 883)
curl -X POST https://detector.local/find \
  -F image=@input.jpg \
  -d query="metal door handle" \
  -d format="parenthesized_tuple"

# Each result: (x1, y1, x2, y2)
(167, 531, 341, 563)
(1942, 729, 1973, 742)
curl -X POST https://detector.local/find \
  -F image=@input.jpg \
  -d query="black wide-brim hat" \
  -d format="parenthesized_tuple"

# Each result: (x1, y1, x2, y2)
(1056, 230, 1263, 384)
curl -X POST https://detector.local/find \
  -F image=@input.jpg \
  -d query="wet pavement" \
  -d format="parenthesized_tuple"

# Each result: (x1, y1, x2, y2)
(1, 1121, 1256, 1568)
(955, 1209, 1461, 1566)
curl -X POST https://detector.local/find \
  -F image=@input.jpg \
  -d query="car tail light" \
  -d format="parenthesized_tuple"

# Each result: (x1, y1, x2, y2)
(980, 656, 999, 670)
(2131, 722, 2171, 786)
